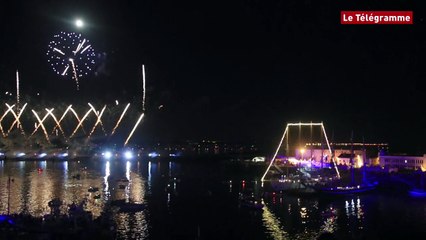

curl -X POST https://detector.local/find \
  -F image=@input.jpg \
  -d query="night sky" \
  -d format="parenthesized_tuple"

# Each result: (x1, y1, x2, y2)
(1, 0, 426, 153)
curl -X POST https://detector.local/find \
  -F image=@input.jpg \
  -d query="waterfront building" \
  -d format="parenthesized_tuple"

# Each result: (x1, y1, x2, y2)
(292, 143, 387, 168)
(379, 153, 426, 171)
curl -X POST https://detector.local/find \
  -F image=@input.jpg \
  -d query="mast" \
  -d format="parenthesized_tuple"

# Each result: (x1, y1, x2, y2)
(285, 127, 289, 157)
(310, 121, 313, 165)
(7, 176, 11, 215)
(320, 125, 324, 169)
(362, 136, 367, 183)
(350, 131, 355, 185)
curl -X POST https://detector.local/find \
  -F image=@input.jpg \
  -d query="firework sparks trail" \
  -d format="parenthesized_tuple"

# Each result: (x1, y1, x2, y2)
(80, 45, 91, 54)
(51, 105, 72, 135)
(88, 103, 106, 134)
(6, 103, 26, 132)
(30, 109, 53, 138)
(69, 108, 93, 138)
(48, 32, 96, 82)
(88, 105, 107, 138)
(0, 123, 5, 138)
(61, 65, 69, 76)
(75, 39, 86, 53)
(45, 108, 66, 138)
(6, 103, 27, 136)
(0, 104, 15, 137)
(31, 109, 51, 143)
(111, 103, 130, 136)
(53, 47, 65, 55)
(69, 58, 80, 90)
(69, 106, 86, 134)
(142, 64, 146, 112)
(124, 113, 144, 146)
(16, 70, 20, 109)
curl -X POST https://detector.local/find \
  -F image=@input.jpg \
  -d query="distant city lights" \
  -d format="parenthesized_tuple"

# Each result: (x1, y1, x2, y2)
(124, 150, 134, 160)
(103, 151, 113, 160)
(16, 152, 26, 157)
(148, 152, 160, 158)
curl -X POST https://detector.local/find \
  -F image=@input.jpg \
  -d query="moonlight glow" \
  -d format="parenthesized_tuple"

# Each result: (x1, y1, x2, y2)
(75, 19, 84, 28)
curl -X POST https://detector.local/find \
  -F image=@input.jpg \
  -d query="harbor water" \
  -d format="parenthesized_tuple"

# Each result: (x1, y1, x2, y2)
(0, 159, 425, 239)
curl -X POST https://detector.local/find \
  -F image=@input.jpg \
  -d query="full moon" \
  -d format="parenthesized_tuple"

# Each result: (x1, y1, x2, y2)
(75, 19, 84, 28)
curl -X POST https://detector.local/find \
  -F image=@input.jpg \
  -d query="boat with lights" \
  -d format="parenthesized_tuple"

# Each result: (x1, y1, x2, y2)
(261, 123, 379, 196)
(110, 199, 146, 212)
(408, 188, 426, 197)
(238, 193, 264, 210)
(314, 133, 378, 195)
(315, 182, 377, 195)
(408, 172, 425, 197)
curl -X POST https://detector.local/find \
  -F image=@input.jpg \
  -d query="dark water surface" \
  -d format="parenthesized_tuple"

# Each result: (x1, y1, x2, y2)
(0, 159, 425, 239)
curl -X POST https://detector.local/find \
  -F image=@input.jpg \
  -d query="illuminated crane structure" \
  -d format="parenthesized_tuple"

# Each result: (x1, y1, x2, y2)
(261, 122, 340, 183)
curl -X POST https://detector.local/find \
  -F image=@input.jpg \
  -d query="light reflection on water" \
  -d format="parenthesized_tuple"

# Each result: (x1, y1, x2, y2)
(2, 159, 426, 239)
(262, 199, 289, 240)
(0, 159, 151, 239)
(257, 172, 368, 240)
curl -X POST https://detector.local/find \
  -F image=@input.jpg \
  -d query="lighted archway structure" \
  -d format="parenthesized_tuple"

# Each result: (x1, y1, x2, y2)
(261, 122, 340, 183)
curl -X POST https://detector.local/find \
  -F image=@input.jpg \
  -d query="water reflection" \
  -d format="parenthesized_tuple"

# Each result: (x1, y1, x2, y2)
(104, 161, 110, 198)
(262, 193, 339, 239)
(126, 160, 131, 181)
(0, 159, 149, 239)
(356, 197, 364, 221)
(300, 207, 307, 224)
(345, 197, 364, 220)
(320, 216, 337, 233)
(147, 161, 152, 193)
(2, 159, 426, 239)
(112, 159, 148, 239)
(262, 199, 289, 240)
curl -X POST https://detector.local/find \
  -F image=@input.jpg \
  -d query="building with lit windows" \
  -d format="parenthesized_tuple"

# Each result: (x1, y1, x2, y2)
(378, 154, 426, 171)
(292, 142, 387, 168)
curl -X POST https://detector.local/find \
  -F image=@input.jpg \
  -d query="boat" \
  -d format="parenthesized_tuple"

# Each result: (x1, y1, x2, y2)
(409, 188, 426, 198)
(321, 207, 337, 217)
(117, 178, 130, 183)
(48, 198, 62, 208)
(118, 203, 146, 212)
(68, 200, 87, 215)
(269, 174, 303, 191)
(48, 198, 62, 216)
(0, 215, 15, 225)
(71, 174, 81, 180)
(111, 199, 146, 212)
(238, 193, 264, 210)
(316, 182, 377, 195)
(409, 172, 426, 197)
(315, 134, 377, 195)
(88, 187, 99, 192)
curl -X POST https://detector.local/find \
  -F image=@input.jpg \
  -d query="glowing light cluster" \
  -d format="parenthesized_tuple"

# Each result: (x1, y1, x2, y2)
(46, 31, 96, 90)
(261, 122, 340, 182)
(0, 103, 144, 146)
